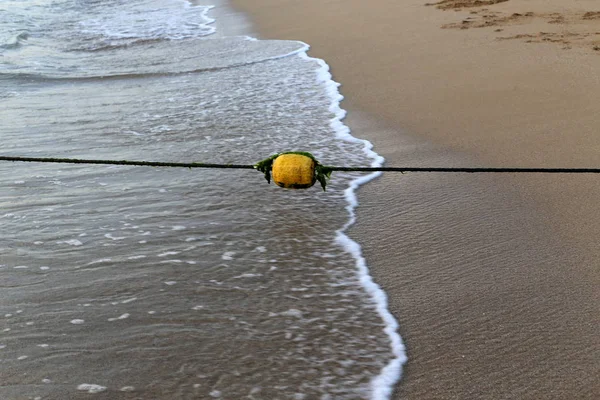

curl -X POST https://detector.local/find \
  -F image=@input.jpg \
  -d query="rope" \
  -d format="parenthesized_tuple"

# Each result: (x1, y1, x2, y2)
(0, 156, 255, 170)
(329, 166, 600, 173)
(2, 155, 600, 174)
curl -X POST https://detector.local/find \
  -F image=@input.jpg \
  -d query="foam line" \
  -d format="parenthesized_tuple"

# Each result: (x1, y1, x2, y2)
(189, 2, 406, 397)
(193, 2, 217, 34)
(299, 49, 407, 399)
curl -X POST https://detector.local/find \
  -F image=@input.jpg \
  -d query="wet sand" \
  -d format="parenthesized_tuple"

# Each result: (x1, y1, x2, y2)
(229, 0, 600, 398)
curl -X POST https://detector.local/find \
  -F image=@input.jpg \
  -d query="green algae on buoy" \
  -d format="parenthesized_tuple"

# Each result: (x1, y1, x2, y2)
(254, 152, 333, 191)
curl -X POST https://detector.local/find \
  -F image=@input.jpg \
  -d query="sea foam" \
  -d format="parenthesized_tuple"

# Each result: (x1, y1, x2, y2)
(298, 48, 407, 399)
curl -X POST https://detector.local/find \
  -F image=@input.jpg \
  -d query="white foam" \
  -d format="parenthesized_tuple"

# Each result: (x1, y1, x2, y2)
(64, 239, 83, 246)
(126, 130, 145, 136)
(70, 319, 85, 325)
(298, 49, 407, 399)
(108, 313, 130, 322)
(86, 258, 112, 265)
(221, 251, 235, 260)
(77, 384, 107, 394)
(104, 233, 125, 241)
(78, 0, 216, 45)
(233, 273, 262, 279)
(279, 309, 303, 318)
(158, 251, 180, 257)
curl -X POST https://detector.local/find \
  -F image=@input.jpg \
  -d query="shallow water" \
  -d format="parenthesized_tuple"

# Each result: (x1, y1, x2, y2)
(1, 0, 402, 398)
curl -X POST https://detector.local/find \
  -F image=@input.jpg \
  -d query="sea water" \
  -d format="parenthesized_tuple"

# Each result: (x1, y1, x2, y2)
(0, 0, 405, 398)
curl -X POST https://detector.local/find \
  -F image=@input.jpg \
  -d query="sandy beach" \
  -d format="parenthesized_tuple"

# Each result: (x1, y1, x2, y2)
(229, 0, 600, 398)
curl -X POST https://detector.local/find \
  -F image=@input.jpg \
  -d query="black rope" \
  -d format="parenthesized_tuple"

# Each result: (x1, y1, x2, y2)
(329, 166, 600, 173)
(2, 155, 600, 173)
(0, 156, 255, 170)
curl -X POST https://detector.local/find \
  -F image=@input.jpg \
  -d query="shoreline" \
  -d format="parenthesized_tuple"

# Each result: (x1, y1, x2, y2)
(228, 0, 600, 399)
(300, 49, 409, 398)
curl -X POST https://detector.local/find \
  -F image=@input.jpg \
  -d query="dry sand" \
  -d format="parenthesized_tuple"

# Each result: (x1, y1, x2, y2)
(229, 0, 600, 398)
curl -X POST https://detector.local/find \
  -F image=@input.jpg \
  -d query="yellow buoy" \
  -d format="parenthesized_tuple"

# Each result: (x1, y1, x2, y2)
(272, 153, 316, 189)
